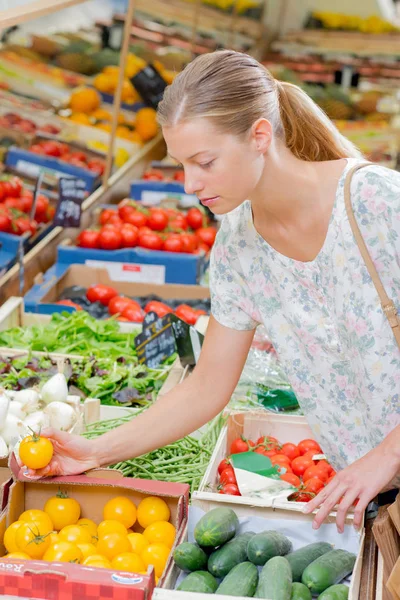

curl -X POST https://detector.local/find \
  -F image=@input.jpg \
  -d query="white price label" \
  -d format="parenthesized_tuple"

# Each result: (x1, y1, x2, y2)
(16, 160, 40, 178)
(85, 260, 166, 284)
(141, 190, 199, 208)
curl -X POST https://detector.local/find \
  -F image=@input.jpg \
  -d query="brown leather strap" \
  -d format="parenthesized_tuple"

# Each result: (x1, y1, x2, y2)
(344, 162, 400, 349)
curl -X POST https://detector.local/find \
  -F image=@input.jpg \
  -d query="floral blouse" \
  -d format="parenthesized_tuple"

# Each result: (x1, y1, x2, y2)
(210, 158, 400, 471)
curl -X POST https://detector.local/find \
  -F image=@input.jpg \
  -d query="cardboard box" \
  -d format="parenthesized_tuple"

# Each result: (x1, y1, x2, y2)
(0, 457, 189, 600)
(23, 263, 210, 316)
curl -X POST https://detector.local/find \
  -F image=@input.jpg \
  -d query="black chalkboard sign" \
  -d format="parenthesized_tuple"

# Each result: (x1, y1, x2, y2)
(135, 312, 176, 368)
(54, 178, 87, 227)
(170, 314, 204, 367)
(131, 65, 167, 109)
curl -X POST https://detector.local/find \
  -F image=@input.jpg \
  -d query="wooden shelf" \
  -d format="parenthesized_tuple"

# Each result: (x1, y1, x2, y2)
(0, 0, 87, 29)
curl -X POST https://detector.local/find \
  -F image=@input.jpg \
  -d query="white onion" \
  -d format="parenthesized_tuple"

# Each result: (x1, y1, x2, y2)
(44, 402, 77, 431)
(1, 414, 26, 446)
(0, 435, 8, 458)
(66, 395, 81, 412)
(12, 389, 40, 414)
(0, 391, 10, 430)
(23, 411, 50, 433)
(41, 374, 68, 405)
(8, 402, 26, 420)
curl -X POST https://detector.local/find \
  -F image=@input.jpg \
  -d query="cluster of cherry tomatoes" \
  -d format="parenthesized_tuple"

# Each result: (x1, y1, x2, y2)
(217, 435, 337, 502)
(77, 200, 217, 254)
(0, 175, 55, 236)
(142, 168, 184, 183)
(29, 140, 105, 176)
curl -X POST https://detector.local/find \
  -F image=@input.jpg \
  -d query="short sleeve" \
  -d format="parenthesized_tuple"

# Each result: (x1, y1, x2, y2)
(209, 225, 258, 331)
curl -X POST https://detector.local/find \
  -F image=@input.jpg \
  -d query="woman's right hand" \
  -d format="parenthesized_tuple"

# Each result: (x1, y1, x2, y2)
(17, 428, 100, 480)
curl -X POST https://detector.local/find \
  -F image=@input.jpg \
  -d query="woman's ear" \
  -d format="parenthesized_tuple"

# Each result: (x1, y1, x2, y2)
(250, 118, 273, 154)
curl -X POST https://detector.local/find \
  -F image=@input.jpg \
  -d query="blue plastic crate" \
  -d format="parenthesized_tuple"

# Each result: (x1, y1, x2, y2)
(6, 148, 100, 193)
(0, 220, 55, 277)
(98, 92, 145, 113)
(56, 244, 207, 285)
(24, 263, 71, 313)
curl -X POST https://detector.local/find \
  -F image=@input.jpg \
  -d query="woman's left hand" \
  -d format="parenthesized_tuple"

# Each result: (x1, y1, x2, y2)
(303, 441, 400, 533)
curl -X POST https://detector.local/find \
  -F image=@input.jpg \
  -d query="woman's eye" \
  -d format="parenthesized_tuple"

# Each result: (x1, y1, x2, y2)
(200, 160, 214, 169)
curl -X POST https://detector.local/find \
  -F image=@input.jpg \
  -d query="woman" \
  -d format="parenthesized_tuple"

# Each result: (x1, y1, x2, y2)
(22, 50, 400, 533)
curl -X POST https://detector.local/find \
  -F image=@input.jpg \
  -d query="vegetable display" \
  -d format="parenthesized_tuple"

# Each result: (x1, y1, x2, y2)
(55, 283, 209, 324)
(77, 200, 217, 254)
(82, 412, 224, 492)
(173, 507, 357, 597)
(217, 433, 338, 503)
(28, 139, 105, 175)
(2, 491, 175, 582)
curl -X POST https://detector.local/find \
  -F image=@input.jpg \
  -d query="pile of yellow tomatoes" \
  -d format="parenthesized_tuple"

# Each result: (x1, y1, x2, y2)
(3, 491, 176, 581)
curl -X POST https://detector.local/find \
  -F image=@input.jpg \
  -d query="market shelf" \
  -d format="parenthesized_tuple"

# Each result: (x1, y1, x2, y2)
(0, 0, 88, 29)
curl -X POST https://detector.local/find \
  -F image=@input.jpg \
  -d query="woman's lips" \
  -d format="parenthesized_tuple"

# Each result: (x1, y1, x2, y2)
(199, 196, 219, 207)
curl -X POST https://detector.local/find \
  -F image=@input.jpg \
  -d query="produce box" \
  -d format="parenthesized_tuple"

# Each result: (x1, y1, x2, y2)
(23, 263, 210, 317)
(56, 242, 208, 285)
(0, 459, 189, 599)
(192, 411, 341, 513)
(130, 180, 199, 209)
(155, 504, 364, 600)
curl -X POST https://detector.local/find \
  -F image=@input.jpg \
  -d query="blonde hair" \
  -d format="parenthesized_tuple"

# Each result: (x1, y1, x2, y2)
(157, 50, 362, 162)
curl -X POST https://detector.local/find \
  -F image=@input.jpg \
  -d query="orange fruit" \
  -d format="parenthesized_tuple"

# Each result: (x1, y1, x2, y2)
(135, 108, 158, 141)
(94, 73, 113, 94)
(68, 112, 92, 125)
(70, 88, 101, 113)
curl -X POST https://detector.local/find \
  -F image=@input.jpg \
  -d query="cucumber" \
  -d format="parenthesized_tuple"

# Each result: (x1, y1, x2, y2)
(255, 556, 292, 599)
(286, 542, 333, 582)
(195, 507, 239, 547)
(247, 531, 293, 566)
(173, 542, 208, 572)
(177, 570, 218, 593)
(208, 532, 255, 578)
(302, 550, 356, 594)
(216, 561, 259, 597)
(318, 584, 349, 599)
(291, 582, 312, 600)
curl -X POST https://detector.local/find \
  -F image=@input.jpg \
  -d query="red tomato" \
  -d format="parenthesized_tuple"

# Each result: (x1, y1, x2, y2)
(280, 473, 301, 487)
(217, 458, 232, 475)
(230, 437, 254, 455)
(314, 460, 332, 474)
(219, 468, 237, 485)
(34, 196, 50, 222)
(4, 197, 24, 211)
(303, 465, 328, 483)
(7, 176, 23, 197)
(125, 210, 148, 228)
(297, 439, 322, 456)
(98, 227, 122, 250)
(164, 234, 184, 253)
(196, 227, 217, 248)
(108, 296, 135, 315)
(271, 454, 291, 466)
(100, 209, 116, 226)
(19, 191, 34, 213)
(144, 301, 173, 318)
(87, 159, 105, 176)
(56, 300, 82, 311)
(175, 304, 198, 325)
(0, 211, 11, 232)
(106, 215, 124, 229)
(69, 150, 87, 163)
(138, 231, 163, 251)
(122, 304, 144, 323)
(86, 285, 118, 306)
(12, 216, 35, 236)
(120, 224, 139, 248)
(77, 229, 100, 249)
(180, 233, 198, 253)
(118, 203, 136, 222)
(254, 447, 271, 456)
(148, 209, 168, 231)
(169, 215, 188, 231)
(173, 171, 185, 183)
(303, 477, 325, 495)
(302, 451, 318, 464)
(291, 456, 315, 478)
(45, 205, 56, 222)
(186, 207, 204, 230)
(292, 492, 314, 503)
(280, 443, 300, 462)
(218, 483, 240, 496)
(143, 169, 164, 181)
(256, 436, 280, 447)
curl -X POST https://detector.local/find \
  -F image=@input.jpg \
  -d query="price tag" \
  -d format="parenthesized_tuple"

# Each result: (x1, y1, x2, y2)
(170, 314, 205, 367)
(54, 178, 87, 227)
(85, 260, 166, 284)
(131, 65, 167, 109)
(135, 312, 176, 368)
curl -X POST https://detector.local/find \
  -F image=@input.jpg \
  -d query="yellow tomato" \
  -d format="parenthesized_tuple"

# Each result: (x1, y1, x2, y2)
(19, 434, 53, 470)
(58, 525, 92, 545)
(4, 522, 23, 553)
(127, 533, 149, 555)
(15, 521, 52, 559)
(97, 520, 127, 538)
(103, 497, 137, 529)
(4, 552, 30, 560)
(76, 543, 98, 560)
(82, 554, 112, 569)
(44, 492, 81, 530)
(48, 532, 59, 546)
(141, 543, 170, 577)
(137, 497, 170, 529)
(19, 509, 54, 531)
(143, 521, 176, 549)
(97, 533, 131, 561)
(43, 541, 83, 563)
(111, 552, 145, 573)
(77, 519, 98, 538)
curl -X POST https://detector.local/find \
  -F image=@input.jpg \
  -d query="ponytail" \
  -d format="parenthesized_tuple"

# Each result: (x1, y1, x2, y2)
(276, 80, 362, 161)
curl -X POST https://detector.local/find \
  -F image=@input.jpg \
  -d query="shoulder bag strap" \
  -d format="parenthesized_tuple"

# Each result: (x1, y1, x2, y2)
(344, 162, 400, 349)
